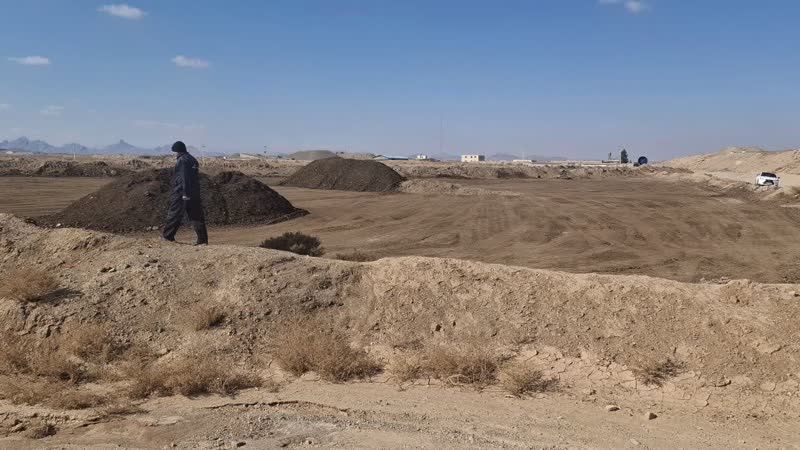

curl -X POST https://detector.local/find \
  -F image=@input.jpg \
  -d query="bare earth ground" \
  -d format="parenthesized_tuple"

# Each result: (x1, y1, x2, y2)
(4, 175, 800, 283)
(1, 216, 799, 449)
(2, 164, 800, 449)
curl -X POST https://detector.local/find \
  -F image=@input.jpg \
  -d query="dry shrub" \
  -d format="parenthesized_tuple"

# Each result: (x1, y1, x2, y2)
(185, 304, 226, 331)
(273, 317, 382, 382)
(0, 267, 59, 302)
(260, 232, 324, 256)
(61, 323, 123, 364)
(0, 336, 87, 383)
(499, 363, 558, 396)
(47, 389, 107, 410)
(633, 358, 684, 387)
(333, 250, 377, 262)
(126, 347, 263, 399)
(0, 377, 64, 407)
(388, 353, 423, 385)
(423, 343, 499, 388)
(20, 419, 56, 439)
(0, 334, 32, 373)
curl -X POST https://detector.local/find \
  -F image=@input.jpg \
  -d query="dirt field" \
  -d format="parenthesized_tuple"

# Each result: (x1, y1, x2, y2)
(4, 175, 800, 283)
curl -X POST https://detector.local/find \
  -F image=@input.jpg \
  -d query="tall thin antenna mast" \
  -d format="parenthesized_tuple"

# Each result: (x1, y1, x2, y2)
(439, 114, 443, 154)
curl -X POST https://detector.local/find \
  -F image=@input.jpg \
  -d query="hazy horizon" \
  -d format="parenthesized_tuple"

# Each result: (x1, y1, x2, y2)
(2, 1, 799, 160)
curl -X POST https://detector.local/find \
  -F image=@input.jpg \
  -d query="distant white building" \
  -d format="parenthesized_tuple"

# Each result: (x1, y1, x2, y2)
(461, 154, 485, 163)
(415, 154, 430, 160)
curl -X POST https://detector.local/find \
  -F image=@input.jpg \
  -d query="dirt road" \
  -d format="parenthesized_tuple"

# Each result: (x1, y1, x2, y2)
(4, 381, 797, 449)
(3, 176, 800, 283)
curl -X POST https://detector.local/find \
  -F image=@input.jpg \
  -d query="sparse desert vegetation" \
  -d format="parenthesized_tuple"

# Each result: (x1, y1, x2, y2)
(633, 358, 684, 387)
(0, 267, 60, 302)
(273, 317, 382, 382)
(499, 363, 558, 396)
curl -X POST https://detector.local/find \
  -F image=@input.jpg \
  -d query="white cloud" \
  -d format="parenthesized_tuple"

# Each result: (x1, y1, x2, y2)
(134, 120, 205, 131)
(98, 4, 146, 19)
(8, 56, 51, 66)
(171, 55, 210, 69)
(599, 0, 647, 14)
(40, 105, 64, 116)
(0, 104, 10, 111)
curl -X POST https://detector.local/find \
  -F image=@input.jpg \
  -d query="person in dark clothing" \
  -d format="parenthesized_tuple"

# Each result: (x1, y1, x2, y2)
(162, 141, 208, 245)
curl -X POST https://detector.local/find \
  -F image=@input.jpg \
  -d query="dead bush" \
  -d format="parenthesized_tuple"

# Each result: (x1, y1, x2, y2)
(46, 389, 108, 410)
(20, 419, 57, 439)
(499, 363, 558, 397)
(633, 358, 684, 387)
(0, 377, 64, 407)
(388, 353, 423, 385)
(423, 343, 499, 388)
(126, 352, 262, 399)
(0, 267, 59, 302)
(61, 323, 123, 364)
(260, 232, 324, 256)
(273, 317, 382, 382)
(0, 334, 32, 374)
(333, 250, 377, 262)
(185, 304, 226, 331)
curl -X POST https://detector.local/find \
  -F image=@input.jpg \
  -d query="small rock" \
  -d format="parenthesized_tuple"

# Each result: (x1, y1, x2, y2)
(605, 405, 620, 412)
(581, 388, 596, 395)
(55, 223, 62, 228)
(645, 412, 657, 420)
(108, 267, 117, 273)
(11, 423, 25, 432)
(630, 438, 640, 446)
(99, 267, 110, 273)
(233, 442, 246, 448)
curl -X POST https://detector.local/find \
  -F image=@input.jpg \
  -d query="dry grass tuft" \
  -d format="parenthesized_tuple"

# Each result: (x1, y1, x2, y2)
(0, 377, 107, 409)
(0, 267, 60, 302)
(499, 363, 558, 396)
(185, 304, 226, 331)
(0, 336, 87, 383)
(633, 358, 684, 387)
(273, 317, 382, 382)
(388, 353, 423, 385)
(61, 323, 123, 364)
(333, 250, 378, 262)
(126, 348, 263, 399)
(21, 420, 57, 439)
(0, 334, 32, 374)
(423, 343, 500, 388)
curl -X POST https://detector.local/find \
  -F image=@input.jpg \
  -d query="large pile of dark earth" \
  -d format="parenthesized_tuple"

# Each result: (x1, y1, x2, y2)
(37, 169, 307, 232)
(281, 157, 405, 192)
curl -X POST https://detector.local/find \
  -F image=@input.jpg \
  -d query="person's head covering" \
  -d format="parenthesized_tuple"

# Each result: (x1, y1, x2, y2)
(171, 141, 187, 153)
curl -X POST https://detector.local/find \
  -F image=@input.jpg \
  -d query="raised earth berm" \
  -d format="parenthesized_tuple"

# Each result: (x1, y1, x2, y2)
(38, 168, 306, 232)
(281, 157, 405, 192)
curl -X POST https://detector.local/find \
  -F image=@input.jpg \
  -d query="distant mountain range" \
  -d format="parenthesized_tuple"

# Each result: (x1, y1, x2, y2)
(0, 137, 206, 156)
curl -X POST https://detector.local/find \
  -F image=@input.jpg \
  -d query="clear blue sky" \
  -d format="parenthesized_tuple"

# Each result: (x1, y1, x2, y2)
(1, 0, 799, 158)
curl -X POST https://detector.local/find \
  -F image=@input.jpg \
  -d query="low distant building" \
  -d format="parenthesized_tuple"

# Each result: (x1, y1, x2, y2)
(373, 155, 409, 161)
(415, 154, 430, 160)
(461, 154, 485, 163)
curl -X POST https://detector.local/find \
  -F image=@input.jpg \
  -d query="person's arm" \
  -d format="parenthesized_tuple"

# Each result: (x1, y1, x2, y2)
(176, 157, 191, 200)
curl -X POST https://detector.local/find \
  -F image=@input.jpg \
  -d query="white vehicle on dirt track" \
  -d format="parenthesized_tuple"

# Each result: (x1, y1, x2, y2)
(755, 172, 780, 187)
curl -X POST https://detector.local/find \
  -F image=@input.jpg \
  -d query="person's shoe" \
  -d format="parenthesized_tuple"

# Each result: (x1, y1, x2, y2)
(193, 242, 208, 246)
(161, 236, 176, 242)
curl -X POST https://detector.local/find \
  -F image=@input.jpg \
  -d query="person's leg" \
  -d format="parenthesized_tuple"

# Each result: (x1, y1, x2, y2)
(162, 195, 185, 241)
(185, 200, 208, 245)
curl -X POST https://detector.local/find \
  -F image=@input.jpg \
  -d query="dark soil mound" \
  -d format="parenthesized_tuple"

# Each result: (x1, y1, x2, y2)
(40, 169, 306, 232)
(34, 161, 133, 177)
(281, 157, 404, 192)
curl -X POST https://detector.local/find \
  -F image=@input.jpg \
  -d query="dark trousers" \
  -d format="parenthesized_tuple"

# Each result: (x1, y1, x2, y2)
(162, 195, 208, 244)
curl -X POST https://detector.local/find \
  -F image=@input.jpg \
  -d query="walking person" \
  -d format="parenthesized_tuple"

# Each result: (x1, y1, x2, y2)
(162, 141, 208, 245)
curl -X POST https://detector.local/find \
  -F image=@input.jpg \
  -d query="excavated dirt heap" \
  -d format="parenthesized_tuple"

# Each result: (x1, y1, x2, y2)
(39, 169, 306, 232)
(1, 215, 800, 416)
(281, 157, 405, 192)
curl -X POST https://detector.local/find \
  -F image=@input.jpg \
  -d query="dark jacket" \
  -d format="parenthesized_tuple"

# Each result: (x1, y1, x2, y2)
(172, 152, 201, 199)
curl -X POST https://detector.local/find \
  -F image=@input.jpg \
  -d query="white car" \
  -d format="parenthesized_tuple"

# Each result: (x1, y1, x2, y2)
(755, 172, 780, 187)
